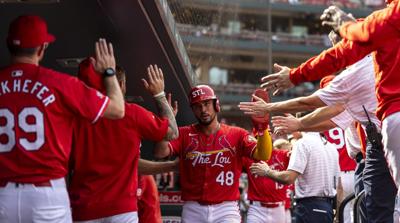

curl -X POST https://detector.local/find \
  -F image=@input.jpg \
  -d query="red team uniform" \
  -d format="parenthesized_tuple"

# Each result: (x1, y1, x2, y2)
(324, 128, 356, 172)
(169, 124, 257, 203)
(243, 149, 290, 223)
(0, 63, 109, 183)
(69, 102, 168, 221)
(0, 63, 109, 222)
(243, 150, 289, 205)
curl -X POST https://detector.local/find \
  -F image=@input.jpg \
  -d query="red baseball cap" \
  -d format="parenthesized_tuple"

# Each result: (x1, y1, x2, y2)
(7, 15, 55, 48)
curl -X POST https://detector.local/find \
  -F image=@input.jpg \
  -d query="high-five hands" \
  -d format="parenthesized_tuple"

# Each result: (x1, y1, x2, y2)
(91, 38, 116, 74)
(260, 63, 294, 96)
(142, 65, 165, 96)
(272, 113, 302, 135)
(239, 94, 271, 117)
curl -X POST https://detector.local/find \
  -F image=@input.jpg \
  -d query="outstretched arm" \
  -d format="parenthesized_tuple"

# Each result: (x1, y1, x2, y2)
(142, 65, 179, 141)
(153, 93, 179, 159)
(92, 39, 125, 119)
(239, 94, 326, 118)
(250, 161, 299, 185)
(271, 105, 344, 134)
(138, 158, 178, 175)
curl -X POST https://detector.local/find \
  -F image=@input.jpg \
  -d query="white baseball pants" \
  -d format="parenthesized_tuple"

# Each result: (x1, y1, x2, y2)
(0, 178, 71, 223)
(247, 203, 285, 223)
(181, 201, 240, 223)
(73, 212, 138, 223)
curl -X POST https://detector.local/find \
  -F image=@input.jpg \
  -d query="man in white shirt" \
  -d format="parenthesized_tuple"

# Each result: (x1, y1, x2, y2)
(250, 132, 340, 223)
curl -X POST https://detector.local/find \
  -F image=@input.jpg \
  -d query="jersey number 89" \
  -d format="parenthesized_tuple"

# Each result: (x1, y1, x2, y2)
(0, 107, 44, 153)
(216, 171, 234, 186)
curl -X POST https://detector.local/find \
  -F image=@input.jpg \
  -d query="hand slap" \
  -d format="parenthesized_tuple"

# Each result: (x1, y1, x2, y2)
(260, 63, 294, 95)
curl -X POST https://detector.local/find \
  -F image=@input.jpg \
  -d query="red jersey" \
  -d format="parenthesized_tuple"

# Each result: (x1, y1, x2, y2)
(285, 184, 294, 209)
(340, 1, 400, 46)
(138, 175, 162, 223)
(169, 124, 257, 202)
(289, 32, 400, 121)
(0, 63, 108, 183)
(69, 103, 168, 221)
(324, 128, 356, 172)
(243, 149, 289, 203)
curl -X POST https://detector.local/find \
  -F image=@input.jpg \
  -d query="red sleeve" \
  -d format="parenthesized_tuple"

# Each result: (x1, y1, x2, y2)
(340, 2, 400, 46)
(59, 74, 109, 123)
(168, 127, 186, 156)
(130, 104, 169, 141)
(289, 39, 374, 85)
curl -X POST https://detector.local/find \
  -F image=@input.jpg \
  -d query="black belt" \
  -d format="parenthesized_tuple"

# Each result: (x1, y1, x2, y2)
(295, 196, 333, 203)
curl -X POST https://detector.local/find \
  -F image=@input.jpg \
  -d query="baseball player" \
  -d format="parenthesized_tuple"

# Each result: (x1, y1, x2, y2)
(153, 85, 272, 223)
(250, 131, 340, 223)
(69, 61, 178, 222)
(0, 15, 124, 222)
(243, 144, 290, 223)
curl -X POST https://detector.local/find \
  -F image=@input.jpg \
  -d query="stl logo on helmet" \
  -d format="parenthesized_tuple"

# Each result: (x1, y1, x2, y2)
(192, 89, 205, 98)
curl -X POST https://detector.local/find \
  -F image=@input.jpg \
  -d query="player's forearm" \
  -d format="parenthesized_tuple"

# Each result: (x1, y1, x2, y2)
(153, 141, 171, 159)
(298, 106, 343, 131)
(252, 129, 273, 161)
(299, 120, 337, 132)
(154, 95, 179, 140)
(103, 76, 125, 119)
(269, 96, 323, 113)
(265, 169, 296, 185)
(138, 158, 177, 175)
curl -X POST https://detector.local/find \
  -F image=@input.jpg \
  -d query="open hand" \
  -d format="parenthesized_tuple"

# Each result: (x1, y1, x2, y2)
(91, 38, 116, 74)
(239, 94, 270, 117)
(260, 63, 294, 95)
(272, 113, 302, 135)
(142, 64, 165, 96)
(249, 161, 271, 177)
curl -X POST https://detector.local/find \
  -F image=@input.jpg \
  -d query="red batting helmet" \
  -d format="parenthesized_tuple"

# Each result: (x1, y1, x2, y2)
(189, 85, 220, 112)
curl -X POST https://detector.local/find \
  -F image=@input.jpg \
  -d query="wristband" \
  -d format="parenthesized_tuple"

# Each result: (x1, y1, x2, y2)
(153, 91, 166, 99)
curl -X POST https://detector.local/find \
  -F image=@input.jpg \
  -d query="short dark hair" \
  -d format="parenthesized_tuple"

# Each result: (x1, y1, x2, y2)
(7, 43, 38, 57)
(116, 65, 126, 82)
